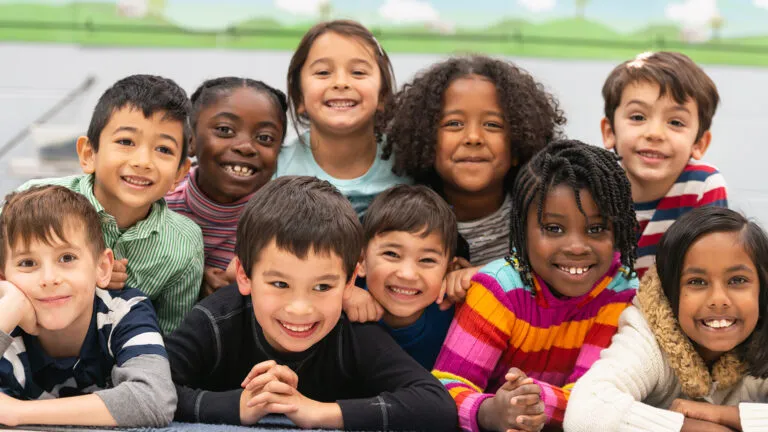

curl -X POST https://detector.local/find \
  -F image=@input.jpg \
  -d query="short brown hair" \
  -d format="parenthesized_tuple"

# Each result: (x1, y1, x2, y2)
(235, 176, 362, 280)
(0, 186, 106, 268)
(602, 51, 719, 141)
(287, 20, 396, 139)
(363, 185, 457, 259)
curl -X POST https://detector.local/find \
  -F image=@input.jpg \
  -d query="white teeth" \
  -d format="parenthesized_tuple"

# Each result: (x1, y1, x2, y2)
(703, 319, 735, 329)
(559, 265, 590, 275)
(224, 165, 254, 177)
(638, 151, 665, 159)
(327, 100, 356, 108)
(123, 177, 151, 186)
(281, 322, 314, 332)
(389, 286, 419, 296)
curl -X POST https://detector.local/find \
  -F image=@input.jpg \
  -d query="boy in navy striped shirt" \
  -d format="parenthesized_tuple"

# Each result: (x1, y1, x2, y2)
(0, 186, 175, 427)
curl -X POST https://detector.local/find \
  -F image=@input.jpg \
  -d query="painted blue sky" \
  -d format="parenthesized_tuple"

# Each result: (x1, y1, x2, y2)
(7, 0, 768, 37)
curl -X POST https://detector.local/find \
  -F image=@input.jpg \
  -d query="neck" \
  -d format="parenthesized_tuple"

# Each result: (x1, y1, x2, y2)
(382, 310, 424, 329)
(37, 308, 93, 358)
(629, 173, 676, 203)
(308, 123, 378, 180)
(444, 185, 505, 222)
(92, 182, 152, 229)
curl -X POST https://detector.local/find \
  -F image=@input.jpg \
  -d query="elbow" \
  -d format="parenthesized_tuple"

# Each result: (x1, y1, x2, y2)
(418, 385, 459, 431)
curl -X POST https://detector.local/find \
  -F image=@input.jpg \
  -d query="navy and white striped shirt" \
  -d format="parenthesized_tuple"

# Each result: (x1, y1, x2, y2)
(0, 287, 166, 400)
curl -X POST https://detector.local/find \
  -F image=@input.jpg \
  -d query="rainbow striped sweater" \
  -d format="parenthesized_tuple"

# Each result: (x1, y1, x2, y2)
(432, 255, 637, 431)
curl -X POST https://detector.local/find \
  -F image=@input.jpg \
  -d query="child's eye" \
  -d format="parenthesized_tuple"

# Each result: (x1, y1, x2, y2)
(729, 276, 749, 285)
(588, 225, 607, 234)
(542, 224, 563, 234)
(270, 281, 288, 289)
(484, 121, 504, 129)
(17, 259, 36, 268)
(313, 284, 332, 292)
(256, 134, 275, 145)
(442, 120, 462, 128)
(156, 145, 174, 155)
(116, 138, 134, 146)
(383, 251, 400, 259)
(669, 119, 686, 127)
(215, 126, 235, 137)
(420, 257, 438, 265)
(629, 114, 645, 122)
(352, 70, 367, 76)
(59, 253, 78, 263)
(314, 70, 330, 77)
(686, 278, 707, 287)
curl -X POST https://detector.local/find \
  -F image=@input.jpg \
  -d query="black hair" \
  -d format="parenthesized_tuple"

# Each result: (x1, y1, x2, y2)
(510, 139, 637, 281)
(382, 55, 565, 192)
(235, 176, 362, 282)
(190, 77, 288, 141)
(86, 74, 192, 167)
(655, 206, 768, 378)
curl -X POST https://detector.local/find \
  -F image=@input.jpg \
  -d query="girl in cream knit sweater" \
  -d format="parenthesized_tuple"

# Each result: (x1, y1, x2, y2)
(565, 207, 768, 432)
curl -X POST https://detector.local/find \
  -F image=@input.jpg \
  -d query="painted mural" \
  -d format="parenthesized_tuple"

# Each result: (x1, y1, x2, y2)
(2, 0, 768, 66)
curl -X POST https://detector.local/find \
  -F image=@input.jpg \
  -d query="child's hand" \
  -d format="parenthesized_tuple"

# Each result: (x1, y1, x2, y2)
(342, 286, 384, 323)
(202, 266, 230, 297)
(239, 361, 299, 425)
(479, 368, 546, 432)
(680, 417, 734, 432)
(106, 258, 129, 290)
(437, 263, 481, 311)
(0, 281, 37, 335)
(249, 381, 339, 429)
(0, 392, 21, 426)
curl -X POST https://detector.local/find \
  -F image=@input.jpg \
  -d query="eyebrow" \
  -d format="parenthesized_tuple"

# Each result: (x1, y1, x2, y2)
(308, 57, 374, 69)
(420, 247, 445, 255)
(625, 99, 691, 115)
(213, 112, 280, 129)
(113, 126, 180, 147)
(684, 264, 755, 275)
(263, 270, 341, 283)
(442, 109, 504, 117)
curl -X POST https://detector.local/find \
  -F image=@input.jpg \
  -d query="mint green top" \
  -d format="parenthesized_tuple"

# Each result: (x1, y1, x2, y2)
(19, 174, 204, 333)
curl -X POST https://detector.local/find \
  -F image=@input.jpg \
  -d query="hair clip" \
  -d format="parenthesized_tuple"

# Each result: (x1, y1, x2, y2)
(372, 36, 384, 57)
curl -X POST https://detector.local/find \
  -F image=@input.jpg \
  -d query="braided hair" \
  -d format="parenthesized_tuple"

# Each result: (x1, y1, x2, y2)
(190, 77, 288, 140)
(510, 139, 638, 282)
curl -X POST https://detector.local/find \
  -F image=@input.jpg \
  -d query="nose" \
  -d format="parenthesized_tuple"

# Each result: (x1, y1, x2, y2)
(284, 293, 314, 316)
(332, 71, 350, 90)
(40, 263, 62, 289)
(563, 232, 590, 256)
(645, 118, 665, 142)
(232, 138, 258, 157)
(463, 123, 483, 147)
(130, 144, 153, 169)
(395, 260, 418, 281)
(707, 282, 732, 309)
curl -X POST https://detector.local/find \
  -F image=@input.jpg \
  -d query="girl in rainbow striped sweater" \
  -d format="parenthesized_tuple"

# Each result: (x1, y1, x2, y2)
(433, 140, 640, 431)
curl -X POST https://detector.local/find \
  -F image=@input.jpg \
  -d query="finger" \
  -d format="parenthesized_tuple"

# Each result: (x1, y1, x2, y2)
(263, 380, 295, 396)
(245, 372, 277, 392)
(241, 360, 277, 387)
(515, 414, 546, 432)
(247, 390, 291, 408)
(106, 281, 126, 290)
(505, 367, 526, 382)
(455, 257, 471, 269)
(437, 280, 447, 304)
(264, 403, 298, 414)
(111, 272, 129, 283)
(271, 365, 299, 388)
(366, 302, 377, 322)
(374, 302, 384, 320)
(461, 272, 474, 289)
(347, 307, 359, 323)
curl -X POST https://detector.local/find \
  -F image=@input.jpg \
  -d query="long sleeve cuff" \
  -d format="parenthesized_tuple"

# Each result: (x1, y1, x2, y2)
(460, 392, 493, 432)
(739, 403, 768, 432)
(623, 401, 684, 432)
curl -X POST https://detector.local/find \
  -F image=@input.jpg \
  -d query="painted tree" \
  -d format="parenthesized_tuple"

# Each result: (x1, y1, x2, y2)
(575, 0, 589, 19)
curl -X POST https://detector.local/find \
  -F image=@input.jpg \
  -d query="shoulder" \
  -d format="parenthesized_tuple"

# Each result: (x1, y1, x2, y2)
(94, 287, 158, 322)
(193, 284, 251, 323)
(158, 207, 204, 250)
(276, 135, 310, 175)
(676, 161, 726, 186)
(18, 174, 84, 192)
(605, 266, 640, 295)
(473, 258, 528, 294)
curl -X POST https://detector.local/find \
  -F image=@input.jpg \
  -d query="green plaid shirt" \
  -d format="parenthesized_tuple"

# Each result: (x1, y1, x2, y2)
(19, 174, 204, 333)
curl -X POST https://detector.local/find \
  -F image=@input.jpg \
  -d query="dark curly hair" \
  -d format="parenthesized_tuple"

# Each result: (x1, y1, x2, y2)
(382, 55, 566, 192)
(510, 140, 638, 283)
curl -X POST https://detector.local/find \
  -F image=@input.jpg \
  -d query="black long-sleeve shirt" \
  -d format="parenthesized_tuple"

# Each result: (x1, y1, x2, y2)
(166, 285, 457, 431)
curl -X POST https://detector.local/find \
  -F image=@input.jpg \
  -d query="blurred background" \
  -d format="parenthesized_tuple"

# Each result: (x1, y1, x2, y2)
(1, 0, 767, 223)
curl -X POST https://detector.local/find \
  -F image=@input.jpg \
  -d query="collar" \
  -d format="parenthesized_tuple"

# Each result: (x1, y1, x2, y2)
(184, 168, 254, 221)
(532, 252, 624, 309)
(636, 266, 747, 398)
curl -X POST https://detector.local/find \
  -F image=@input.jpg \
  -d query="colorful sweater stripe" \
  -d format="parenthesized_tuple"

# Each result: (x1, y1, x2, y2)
(432, 255, 637, 431)
(635, 161, 727, 278)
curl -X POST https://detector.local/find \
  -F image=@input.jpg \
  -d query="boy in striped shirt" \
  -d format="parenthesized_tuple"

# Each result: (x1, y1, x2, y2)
(0, 186, 175, 428)
(601, 52, 728, 278)
(19, 75, 204, 332)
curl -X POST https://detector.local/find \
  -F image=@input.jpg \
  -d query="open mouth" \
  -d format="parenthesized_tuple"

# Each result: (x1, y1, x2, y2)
(121, 175, 153, 188)
(325, 99, 358, 110)
(386, 285, 422, 297)
(701, 318, 737, 330)
(222, 163, 256, 178)
(636, 150, 667, 160)
(278, 320, 319, 338)
(556, 264, 594, 276)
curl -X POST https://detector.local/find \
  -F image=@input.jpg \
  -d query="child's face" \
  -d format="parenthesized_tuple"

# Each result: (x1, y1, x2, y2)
(435, 75, 511, 199)
(2, 224, 113, 332)
(677, 231, 760, 363)
(79, 106, 188, 219)
(526, 185, 615, 297)
(602, 82, 710, 194)
(236, 240, 354, 353)
(360, 230, 450, 328)
(192, 88, 283, 204)
(299, 32, 382, 135)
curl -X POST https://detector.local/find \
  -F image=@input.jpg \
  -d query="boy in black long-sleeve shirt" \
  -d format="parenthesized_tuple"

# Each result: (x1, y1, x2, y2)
(166, 176, 457, 431)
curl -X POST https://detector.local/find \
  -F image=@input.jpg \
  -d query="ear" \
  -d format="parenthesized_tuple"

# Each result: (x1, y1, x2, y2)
(690, 130, 712, 160)
(356, 254, 367, 278)
(343, 262, 360, 296)
(600, 117, 617, 151)
(76, 136, 97, 174)
(171, 158, 192, 193)
(234, 257, 253, 296)
(95, 248, 115, 289)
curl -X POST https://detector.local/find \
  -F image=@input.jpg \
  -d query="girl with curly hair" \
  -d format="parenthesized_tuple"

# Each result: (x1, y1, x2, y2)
(382, 55, 566, 308)
(566, 206, 768, 432)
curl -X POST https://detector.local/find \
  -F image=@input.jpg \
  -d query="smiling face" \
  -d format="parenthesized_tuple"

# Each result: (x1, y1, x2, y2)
(236, 240, 353, 353)
(298, 31, 382, 136)
(525, 185, 616, 297)
(602, 81, 711, 202)
(677, 231, 761, 363)
(435, 75, 511, 200)
(360, 229, 450, 328)
(192, 88, 284, 204)
(2, 222, 113, 334)
(78, 106, 189, 227)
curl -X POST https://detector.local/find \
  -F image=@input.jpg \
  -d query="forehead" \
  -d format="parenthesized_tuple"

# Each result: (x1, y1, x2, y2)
(103, 106, 184, 141)
(684, 231, 753, 268)
(199, 89, 283, 124)
(620, 81, 697, 110)
(7, 223, 90, 254)
(443, 76, 499, 107)
(254, 241, 346, 274)
(532, 185, 601, 218)
(370, 229, 447, 252)
(305, 31, 377, 65)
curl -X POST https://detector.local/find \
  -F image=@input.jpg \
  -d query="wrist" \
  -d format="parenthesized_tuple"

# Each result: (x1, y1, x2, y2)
(478, 397, 499, 431)
(311, 401, 343, 429)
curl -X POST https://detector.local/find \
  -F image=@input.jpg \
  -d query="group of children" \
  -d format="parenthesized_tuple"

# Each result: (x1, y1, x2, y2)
(0, 18, 765, 432)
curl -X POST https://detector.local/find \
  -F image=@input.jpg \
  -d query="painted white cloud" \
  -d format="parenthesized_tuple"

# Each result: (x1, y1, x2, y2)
(754, 0, 768, 9)
(518, 0, 556, 13)
(378, 0, 439, 24)
(274, 0, 329, 16)
(666, 0, 719, 28)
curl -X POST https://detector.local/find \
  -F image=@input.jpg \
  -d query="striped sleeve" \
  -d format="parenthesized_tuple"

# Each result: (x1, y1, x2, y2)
(432, 268, 520, 432)
(697, 169, 727, 207)
(532, 300, 632, 427)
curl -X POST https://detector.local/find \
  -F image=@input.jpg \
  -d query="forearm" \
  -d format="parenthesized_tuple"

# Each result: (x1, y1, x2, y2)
(308, 401, 343, 430)
(176, 385, 242, 424)
(15, 394, 116, 426)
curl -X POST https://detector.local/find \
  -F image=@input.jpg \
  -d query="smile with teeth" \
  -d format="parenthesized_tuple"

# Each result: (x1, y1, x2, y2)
(557, 265, 592, 275)
(637, 151, 666, 160)
(122, 176, 152, 186)
(325, 100, 357, 109)
(387, 286, 421, 296)
(223, 164, 255, 177)
(278, 320, 318, 334)
(702, 319, 736, 329)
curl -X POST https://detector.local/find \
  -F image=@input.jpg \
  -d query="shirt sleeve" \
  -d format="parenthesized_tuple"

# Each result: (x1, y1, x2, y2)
(153, 239, 204, 334)
(336, 323, 457, 432)
(697, 170, 728, 208)
(564, 306, 685, 432)
(165, 305, 242, 425)
(431, 277, 516, 432)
